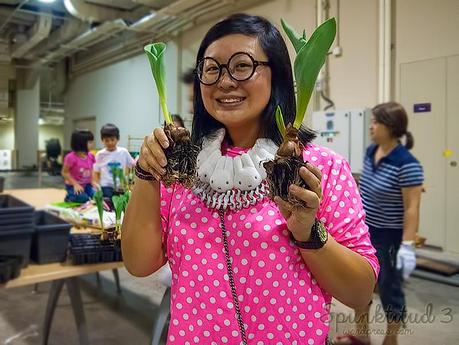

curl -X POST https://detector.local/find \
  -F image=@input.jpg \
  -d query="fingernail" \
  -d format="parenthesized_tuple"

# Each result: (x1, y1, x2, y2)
(163, 141, 169, 148)
(160, 158, 167, 167)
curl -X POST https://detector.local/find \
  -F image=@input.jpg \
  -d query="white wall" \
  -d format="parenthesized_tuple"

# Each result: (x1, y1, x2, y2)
(0, 122, 14, 150)
(65, 41, 179, 149)
(394, 0, 459, 99)
(0, 122, 64, 151)
(38, 124, 64, 151)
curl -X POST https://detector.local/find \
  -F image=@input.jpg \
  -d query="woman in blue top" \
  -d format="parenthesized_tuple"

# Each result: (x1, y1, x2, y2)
(334, 102, 423, 345)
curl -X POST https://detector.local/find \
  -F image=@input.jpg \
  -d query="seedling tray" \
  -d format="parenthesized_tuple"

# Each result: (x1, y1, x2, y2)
(69, 234, 122, 265)
(0, 255, 23, 284)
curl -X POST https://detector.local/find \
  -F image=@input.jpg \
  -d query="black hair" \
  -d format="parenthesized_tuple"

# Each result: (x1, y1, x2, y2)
(181, 68, 195, 85)
(71, 130, 90, 152)
(100, 123, 120, 140)
(172, 114, 185, 127)
(372, 102, 414, 150)
(79, 129, 94, 141)
(191, 13, 315, 147)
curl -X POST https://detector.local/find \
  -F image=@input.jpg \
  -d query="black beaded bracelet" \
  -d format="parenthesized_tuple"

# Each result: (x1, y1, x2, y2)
(135, 161, 155, 181)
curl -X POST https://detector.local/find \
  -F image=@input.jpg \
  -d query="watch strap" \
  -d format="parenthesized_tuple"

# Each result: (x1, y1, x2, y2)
(289, 220, 328, 249)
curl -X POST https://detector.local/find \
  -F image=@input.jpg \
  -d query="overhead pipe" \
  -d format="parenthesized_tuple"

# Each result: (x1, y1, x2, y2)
(11, 13, 52, 58)
(52, 0, 265, 74)
(69, 0, 246, 75)
(314, 0, 333, 111)
(129, 0, 209, 31)
(0, 7, 36, 26)
(378, 0, 391, 103)
(38, 19, 127, 64)
(28, 19, 90, 60)
(130, 0, 177, 9)
(384, 0, 391, 102)
(0, 0, 29, 33)
(63, 0, 137, 23)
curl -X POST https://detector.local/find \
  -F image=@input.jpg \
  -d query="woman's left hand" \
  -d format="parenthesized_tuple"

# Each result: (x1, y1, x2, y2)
(274, 163, 323, 242)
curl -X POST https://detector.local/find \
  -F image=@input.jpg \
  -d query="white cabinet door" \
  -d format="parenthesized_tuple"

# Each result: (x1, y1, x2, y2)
(400, 58, 447, 249)
(446, 55, 459, 254)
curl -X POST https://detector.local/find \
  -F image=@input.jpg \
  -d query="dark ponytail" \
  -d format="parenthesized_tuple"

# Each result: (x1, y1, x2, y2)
(405, 131, 414, 150)
(372, 102, 415, 150)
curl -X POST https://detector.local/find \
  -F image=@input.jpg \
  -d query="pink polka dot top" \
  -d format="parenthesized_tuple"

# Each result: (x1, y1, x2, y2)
(159, 142, 379, 345)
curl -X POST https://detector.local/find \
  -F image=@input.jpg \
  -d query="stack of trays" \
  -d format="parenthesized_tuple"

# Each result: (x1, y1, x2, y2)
(0, 195, 35, 267)
(69, 234, 122, 265)
(31, 211, 72, 264)
(0, 255, 23, 284)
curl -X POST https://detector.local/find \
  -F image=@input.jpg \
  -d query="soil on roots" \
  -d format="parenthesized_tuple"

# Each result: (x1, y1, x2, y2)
(163, 123, 199, 188)
(263, 125, 308, 206)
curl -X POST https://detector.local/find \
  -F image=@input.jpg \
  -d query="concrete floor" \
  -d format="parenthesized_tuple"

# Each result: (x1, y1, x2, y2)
(0, 268, 169, 345)
(1, 172, 458, 344)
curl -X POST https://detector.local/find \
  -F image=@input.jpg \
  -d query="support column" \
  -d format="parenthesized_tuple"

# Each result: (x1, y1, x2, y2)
(15, 76, 40, 169)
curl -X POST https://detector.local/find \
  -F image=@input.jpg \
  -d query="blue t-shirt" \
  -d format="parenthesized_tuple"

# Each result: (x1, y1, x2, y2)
(360, 144, 424, 230)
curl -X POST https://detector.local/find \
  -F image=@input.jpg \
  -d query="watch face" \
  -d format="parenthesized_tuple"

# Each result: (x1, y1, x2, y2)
(317, 222, 328, 243)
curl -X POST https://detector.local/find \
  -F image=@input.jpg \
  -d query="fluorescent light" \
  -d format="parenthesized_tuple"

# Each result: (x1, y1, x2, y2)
(39, 0, 56, 3)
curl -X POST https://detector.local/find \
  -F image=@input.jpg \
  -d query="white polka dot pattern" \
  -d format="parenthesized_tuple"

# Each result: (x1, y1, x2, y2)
(159, 143, 379, 344)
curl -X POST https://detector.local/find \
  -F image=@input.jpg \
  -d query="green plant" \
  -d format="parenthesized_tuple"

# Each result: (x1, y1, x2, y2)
(112, 191, 131, 236)
(264, 18, 336, 203)
(144, 42, 199, 188)
(93, 190, 104, 231)
(144, 43, 172, 125)
(112, 195, 123, 234)
(109, 166, 126, 191)
(278, 17, 336, 131)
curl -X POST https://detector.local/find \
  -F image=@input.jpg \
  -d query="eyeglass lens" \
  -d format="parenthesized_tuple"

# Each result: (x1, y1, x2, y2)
(198, 53, 256, 85)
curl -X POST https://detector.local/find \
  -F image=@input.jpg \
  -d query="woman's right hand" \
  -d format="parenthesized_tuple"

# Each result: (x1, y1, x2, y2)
(138, 128, 170, 180)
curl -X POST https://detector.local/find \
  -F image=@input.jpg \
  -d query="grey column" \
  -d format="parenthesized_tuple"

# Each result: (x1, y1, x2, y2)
(15, 78, 40, 168)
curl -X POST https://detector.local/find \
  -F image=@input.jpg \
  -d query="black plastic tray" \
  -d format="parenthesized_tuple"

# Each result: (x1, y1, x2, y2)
(0, 213, 34, 226)
(69, 234, 122, 265)
(0, 255, 23, 284)
(0, 222, 34, 232)
(0, 228, 34, 267)
(0, 195, 34, 217)
(31, 211, 72, 264)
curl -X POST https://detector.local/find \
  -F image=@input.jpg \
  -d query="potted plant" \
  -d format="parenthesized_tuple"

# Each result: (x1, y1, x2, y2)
(93, 190, 116, 242)
(112, 191, 130, 240)
(144, 42, 199, 188)
(264, 18, 336, 204)
(109, 166, 126, 195)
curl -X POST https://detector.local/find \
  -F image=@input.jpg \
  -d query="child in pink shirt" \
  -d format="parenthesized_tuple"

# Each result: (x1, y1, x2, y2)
(62, 130, 96, 203)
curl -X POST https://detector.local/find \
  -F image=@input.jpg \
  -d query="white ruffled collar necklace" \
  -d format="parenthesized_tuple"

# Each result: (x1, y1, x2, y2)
(192, 128, 278, 210)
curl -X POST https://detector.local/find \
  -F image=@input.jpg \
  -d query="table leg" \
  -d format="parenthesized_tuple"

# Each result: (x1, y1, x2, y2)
(112, 269, 122, 294)
(151, 287, 171, 345)
(42, 279, 64, 345)
(66, 277, 89, 345)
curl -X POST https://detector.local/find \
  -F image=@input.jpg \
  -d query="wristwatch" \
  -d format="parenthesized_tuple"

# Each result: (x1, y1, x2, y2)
(289, 220, 328, 249)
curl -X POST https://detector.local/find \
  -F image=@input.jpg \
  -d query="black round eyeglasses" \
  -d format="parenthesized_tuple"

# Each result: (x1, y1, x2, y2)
(196, 52, 269, 86)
